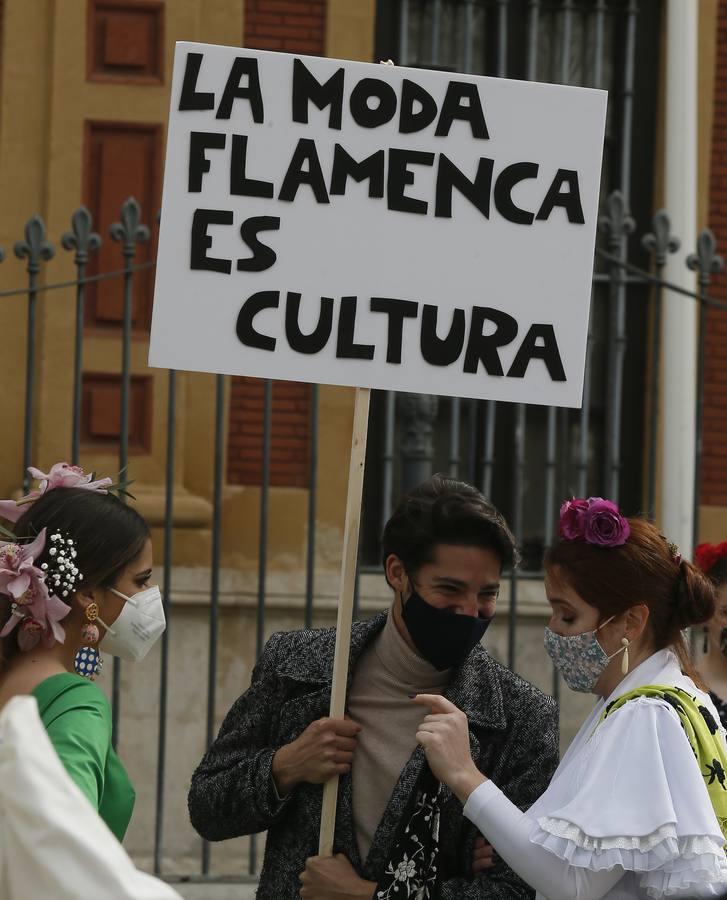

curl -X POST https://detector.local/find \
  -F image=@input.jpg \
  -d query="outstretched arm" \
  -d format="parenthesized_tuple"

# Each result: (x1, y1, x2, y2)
(414, 694, 621, 900)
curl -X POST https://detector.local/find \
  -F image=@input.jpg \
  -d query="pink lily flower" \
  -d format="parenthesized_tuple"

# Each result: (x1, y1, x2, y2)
(0, 463, 113, 523)
(27, 463, 113, 494)
(0, 529, 47, 601)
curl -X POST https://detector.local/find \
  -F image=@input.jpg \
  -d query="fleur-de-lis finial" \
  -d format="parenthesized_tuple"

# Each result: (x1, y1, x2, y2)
(642, 210, 680, 267)
(598, 191, 636, 250)
(14, 215, 55, 275)
(110, 197, 150, 260)
(61, 206, 102, 266)
(687, 229, 725, 288)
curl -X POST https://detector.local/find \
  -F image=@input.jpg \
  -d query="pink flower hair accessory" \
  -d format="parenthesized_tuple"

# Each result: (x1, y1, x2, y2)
(0, 528, 71, 650)
(558, 496, 631, 548)
(0, 462, 113, 524)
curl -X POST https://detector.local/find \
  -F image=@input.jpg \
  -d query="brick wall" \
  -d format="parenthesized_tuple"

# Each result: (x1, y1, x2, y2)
(243, 0, 326, 55)
(227, 1, 327, 486)
(705, 0, 727, 506)
(227, 378, 312, 487)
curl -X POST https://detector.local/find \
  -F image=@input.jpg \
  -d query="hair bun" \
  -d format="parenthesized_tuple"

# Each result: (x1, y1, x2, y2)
(672, 559, 715, 629)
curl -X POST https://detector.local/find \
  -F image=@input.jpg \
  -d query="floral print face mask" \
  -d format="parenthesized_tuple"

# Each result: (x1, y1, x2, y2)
(544, 616, 626, 693)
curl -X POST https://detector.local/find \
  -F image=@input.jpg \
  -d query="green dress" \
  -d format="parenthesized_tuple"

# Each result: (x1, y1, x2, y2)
(31, 672, 135, 841)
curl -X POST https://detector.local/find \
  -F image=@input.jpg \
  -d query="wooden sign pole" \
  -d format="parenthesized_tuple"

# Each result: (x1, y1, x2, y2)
(318, 385, 371, 856)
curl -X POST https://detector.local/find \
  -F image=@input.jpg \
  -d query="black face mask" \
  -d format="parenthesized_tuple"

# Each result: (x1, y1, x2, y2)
(400, 588, 493, 671)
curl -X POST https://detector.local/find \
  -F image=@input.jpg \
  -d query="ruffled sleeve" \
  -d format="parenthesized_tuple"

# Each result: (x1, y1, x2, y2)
(531, 696, 727, 897)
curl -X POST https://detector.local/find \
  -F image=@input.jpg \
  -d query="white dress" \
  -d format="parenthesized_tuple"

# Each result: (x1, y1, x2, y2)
(463, 648, 727, 899)
(0, 695, 182, 900)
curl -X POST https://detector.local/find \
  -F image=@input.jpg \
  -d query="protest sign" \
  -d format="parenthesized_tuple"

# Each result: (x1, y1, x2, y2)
(149, 42, 607, 861)
(150, 42, 607, 407)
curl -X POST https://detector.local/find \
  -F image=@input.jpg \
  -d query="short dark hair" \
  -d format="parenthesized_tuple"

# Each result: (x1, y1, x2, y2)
(707, 557, 727, 588)
(381, 474, 517, 582)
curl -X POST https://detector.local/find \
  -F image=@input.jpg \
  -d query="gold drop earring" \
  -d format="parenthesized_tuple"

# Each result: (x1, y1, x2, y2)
(621, 637, 630, 675)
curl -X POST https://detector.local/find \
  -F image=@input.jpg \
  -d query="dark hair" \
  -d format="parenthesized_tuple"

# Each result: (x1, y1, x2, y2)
(0, 488, 150, 671)
(706, 557, 727, 588)
(545, 517, 715, 682)
(381, 474, 517, 582)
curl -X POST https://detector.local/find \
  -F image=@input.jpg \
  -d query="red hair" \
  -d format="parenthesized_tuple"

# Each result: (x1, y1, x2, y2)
(545, 518, 715, 683)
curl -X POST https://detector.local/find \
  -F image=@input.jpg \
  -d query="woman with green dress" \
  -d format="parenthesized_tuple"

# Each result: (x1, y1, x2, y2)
(0, 463, 166, 841)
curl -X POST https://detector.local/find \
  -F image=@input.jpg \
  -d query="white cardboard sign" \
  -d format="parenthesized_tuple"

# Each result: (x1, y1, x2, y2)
(149, 42, 607, 407)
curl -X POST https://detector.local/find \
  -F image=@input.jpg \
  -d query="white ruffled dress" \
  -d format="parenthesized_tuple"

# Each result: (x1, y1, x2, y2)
(463, 648, 727, 899)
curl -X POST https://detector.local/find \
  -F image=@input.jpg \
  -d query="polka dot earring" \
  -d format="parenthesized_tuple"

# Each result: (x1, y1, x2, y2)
(74, 646, 103, 681)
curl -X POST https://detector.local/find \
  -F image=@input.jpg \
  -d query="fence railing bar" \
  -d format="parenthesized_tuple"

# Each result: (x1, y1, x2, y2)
(577, 306, 594, 497)
(353, 531, 363, 621)
(154, 368, 176, 875)
(508, 403, 525, 671)
(0, 259, 156, 299)
(449, 398, 461, 478)
(110, 198, 149, 749)
(381, 391, 397, 531)
(560, 0, 573, 84)
(250, 378, 273, 876)
(462, 0, 474, 71)
(607, 1, 638, 502)
(70, 270, 86, 466)
(22, 279, 38, 494)
(543, 403, 558, 701)
(526, 0, 541, 82)
(256, 380, 273, 663)
(399, 0, 409, 65)
(15, 216, 54, 492)
(431, 0, 441, 64)
(496, 0, 509, 77)
(596, 248, 727, 309)
(592, 0, 606, 89)
(467, 399, 478, 484)
(693, 294, 708, 551)
(202, 373, 225, 875)
(304, 384, 319, 630)
(61, 207, 101, 465)
(481, 400, 497, 498)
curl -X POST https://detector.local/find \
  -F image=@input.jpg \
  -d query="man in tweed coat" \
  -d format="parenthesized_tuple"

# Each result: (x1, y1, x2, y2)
(189, 476, 558, 899)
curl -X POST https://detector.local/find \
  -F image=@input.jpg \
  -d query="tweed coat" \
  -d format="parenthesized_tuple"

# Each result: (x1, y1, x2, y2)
(188, 612, 559, 899)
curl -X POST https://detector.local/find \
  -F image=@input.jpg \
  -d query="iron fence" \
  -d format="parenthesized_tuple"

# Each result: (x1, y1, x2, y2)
(0, 186, 724, 883)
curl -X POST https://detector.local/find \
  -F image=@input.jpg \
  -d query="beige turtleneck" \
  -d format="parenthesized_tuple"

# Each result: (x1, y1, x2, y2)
(347, 607, 450, 862)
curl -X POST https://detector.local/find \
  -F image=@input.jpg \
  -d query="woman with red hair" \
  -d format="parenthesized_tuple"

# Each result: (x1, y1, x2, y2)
(413, 499, 727, 899)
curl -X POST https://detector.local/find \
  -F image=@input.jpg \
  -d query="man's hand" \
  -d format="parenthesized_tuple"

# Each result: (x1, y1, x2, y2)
(473, 835, 497, 872)
(272, 717, 361, 796)
(299, 854, 376, 899)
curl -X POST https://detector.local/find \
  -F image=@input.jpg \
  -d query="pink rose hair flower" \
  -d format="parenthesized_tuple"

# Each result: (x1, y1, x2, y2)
(559, 498, 589, 540)
(558, 497, 630, 549)
(0, 462, 113, 523)
(584, 498, 630, 547)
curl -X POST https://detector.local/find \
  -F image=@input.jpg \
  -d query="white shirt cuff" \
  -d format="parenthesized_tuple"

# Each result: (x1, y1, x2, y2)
(463, 777, 500, 820)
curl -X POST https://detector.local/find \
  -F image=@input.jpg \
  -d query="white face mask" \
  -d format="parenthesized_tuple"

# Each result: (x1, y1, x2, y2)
(98, 586, 166, 662)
